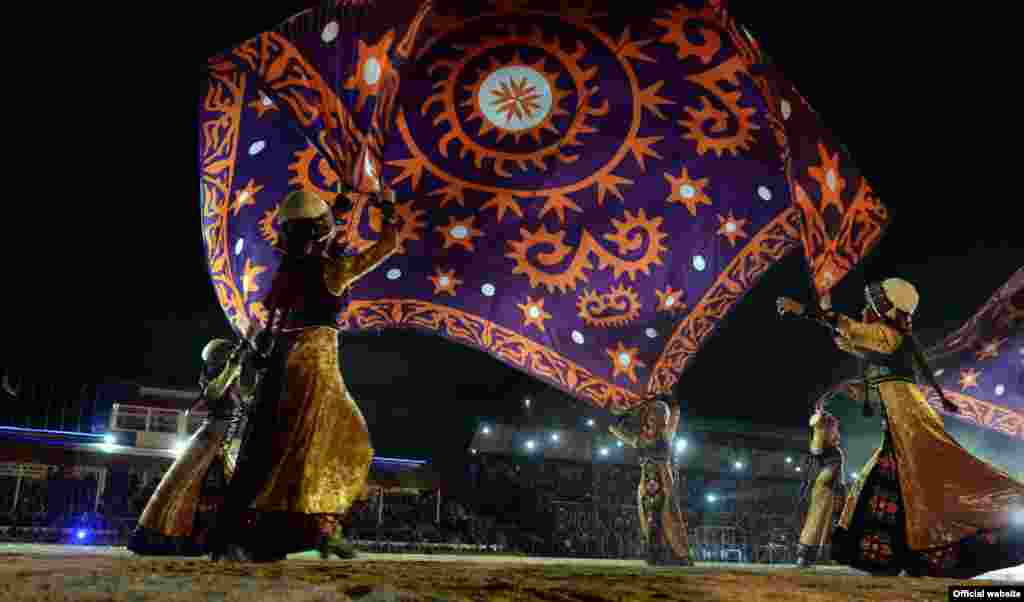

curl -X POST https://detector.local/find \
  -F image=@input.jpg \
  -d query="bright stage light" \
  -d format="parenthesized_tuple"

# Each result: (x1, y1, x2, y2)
(599, 447, 609, 457)
(706, 493, 717, 503)
(586, 418, 595, 427)
(734, 461, 744, 470)
(795, 466, 802, 472)
(525, 440, 536, 451)
(103, 433, 116, 445)
(172, 440, 187, 456)
(785, 457, 793, 464)
(675, 439, 687, 452)
(470, 448, 477, 455)
(524, 398, 531, 408)
(75, 530, 87, 541)
(851, 472, 859, 479)
(616, 440, 623, 448)
(481, 425, 491, 435)
(550, 433, 559, 442)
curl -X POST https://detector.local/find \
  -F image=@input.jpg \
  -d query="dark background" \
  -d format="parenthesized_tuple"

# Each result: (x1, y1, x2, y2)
(7, 2, 1019, 462)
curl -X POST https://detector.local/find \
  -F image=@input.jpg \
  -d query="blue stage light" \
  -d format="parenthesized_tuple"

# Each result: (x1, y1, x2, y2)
(76, 529, 87, 541)
(0, 425, 104, 438)
(374, 456, 427, 465)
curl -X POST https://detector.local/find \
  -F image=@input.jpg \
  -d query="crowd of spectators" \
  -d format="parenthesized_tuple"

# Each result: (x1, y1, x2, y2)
(1, 459, 805, 561)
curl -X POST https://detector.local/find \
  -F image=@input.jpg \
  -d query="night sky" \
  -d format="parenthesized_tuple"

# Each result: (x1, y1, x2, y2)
(9, 3, 1018, 461)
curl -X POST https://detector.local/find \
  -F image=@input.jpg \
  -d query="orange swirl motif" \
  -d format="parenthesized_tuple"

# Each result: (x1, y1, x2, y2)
(653, 4, 722, 65)
(389, 16, 673, 223)
(679, 57, 760, 157)
(505, 208, 667, 294)
(654, 6, 759, 157)
(577, 284, 642, 328)
(288, 145, 342, 204)
(200, 62, 248, 334)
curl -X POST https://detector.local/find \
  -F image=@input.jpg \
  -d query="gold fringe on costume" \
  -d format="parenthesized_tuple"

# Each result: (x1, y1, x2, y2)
(248, 326, 373, 515)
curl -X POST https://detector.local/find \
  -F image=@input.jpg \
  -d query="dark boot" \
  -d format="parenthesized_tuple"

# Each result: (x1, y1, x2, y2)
(319, 532, 358, 560)
(645, 540, 659, 566)
(796, 544, 818, 568)
(646, 538, 670, 566)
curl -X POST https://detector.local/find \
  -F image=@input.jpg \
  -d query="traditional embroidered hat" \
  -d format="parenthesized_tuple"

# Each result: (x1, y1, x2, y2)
(866, 278, 919, 318)
(278, 190, 331, 223)
(277, 190, 337, 243)
(201, 339, 233, 364)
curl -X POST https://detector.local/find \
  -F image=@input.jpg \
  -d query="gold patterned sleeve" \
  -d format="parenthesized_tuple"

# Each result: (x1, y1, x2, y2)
(835, 315, 903, 355)
(324, 226, 399, 295)
(609, 423, 640, 448)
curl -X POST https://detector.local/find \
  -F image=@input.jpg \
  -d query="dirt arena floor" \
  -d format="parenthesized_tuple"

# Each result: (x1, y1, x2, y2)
(0, 544, 1020, 601)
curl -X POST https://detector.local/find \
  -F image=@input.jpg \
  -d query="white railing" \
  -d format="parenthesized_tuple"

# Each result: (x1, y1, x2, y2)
(0, 463, 54, 480)
(109, 404, 188, 437)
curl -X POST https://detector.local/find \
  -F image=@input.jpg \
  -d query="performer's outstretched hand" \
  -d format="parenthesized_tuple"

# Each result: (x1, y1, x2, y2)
(377, 189, 398, 224)
(776, 297, 805, 316)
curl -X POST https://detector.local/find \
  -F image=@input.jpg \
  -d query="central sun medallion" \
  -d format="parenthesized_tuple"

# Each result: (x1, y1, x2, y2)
(477, 65, 554, 133)
(396, 17, 663, 220)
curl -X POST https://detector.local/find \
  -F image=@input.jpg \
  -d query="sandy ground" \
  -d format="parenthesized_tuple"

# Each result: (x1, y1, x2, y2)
(0, 544, 1020, 601)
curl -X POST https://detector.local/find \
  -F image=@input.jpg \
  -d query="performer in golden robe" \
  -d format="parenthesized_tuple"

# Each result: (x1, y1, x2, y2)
(128, 338, 256, 556)
(213, 189, 399, 562)
(796, 397, 845, 567)
(778, 279, 1024, 577)
(609, 394, 694, 566)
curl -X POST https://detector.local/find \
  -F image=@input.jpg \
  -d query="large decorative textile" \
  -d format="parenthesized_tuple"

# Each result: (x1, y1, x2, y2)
(199, 0, 888, 411)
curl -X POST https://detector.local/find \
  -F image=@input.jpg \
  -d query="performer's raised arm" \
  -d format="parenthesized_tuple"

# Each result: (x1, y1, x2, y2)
(776, 297, 901, 354)
(198, 339, 247, 405)
(324, 192, 401, 295)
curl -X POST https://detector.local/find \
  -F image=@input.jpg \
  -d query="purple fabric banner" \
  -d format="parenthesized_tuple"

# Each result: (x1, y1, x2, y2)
(199, 1, 886, 412)
(925, 268, 1024, 439)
